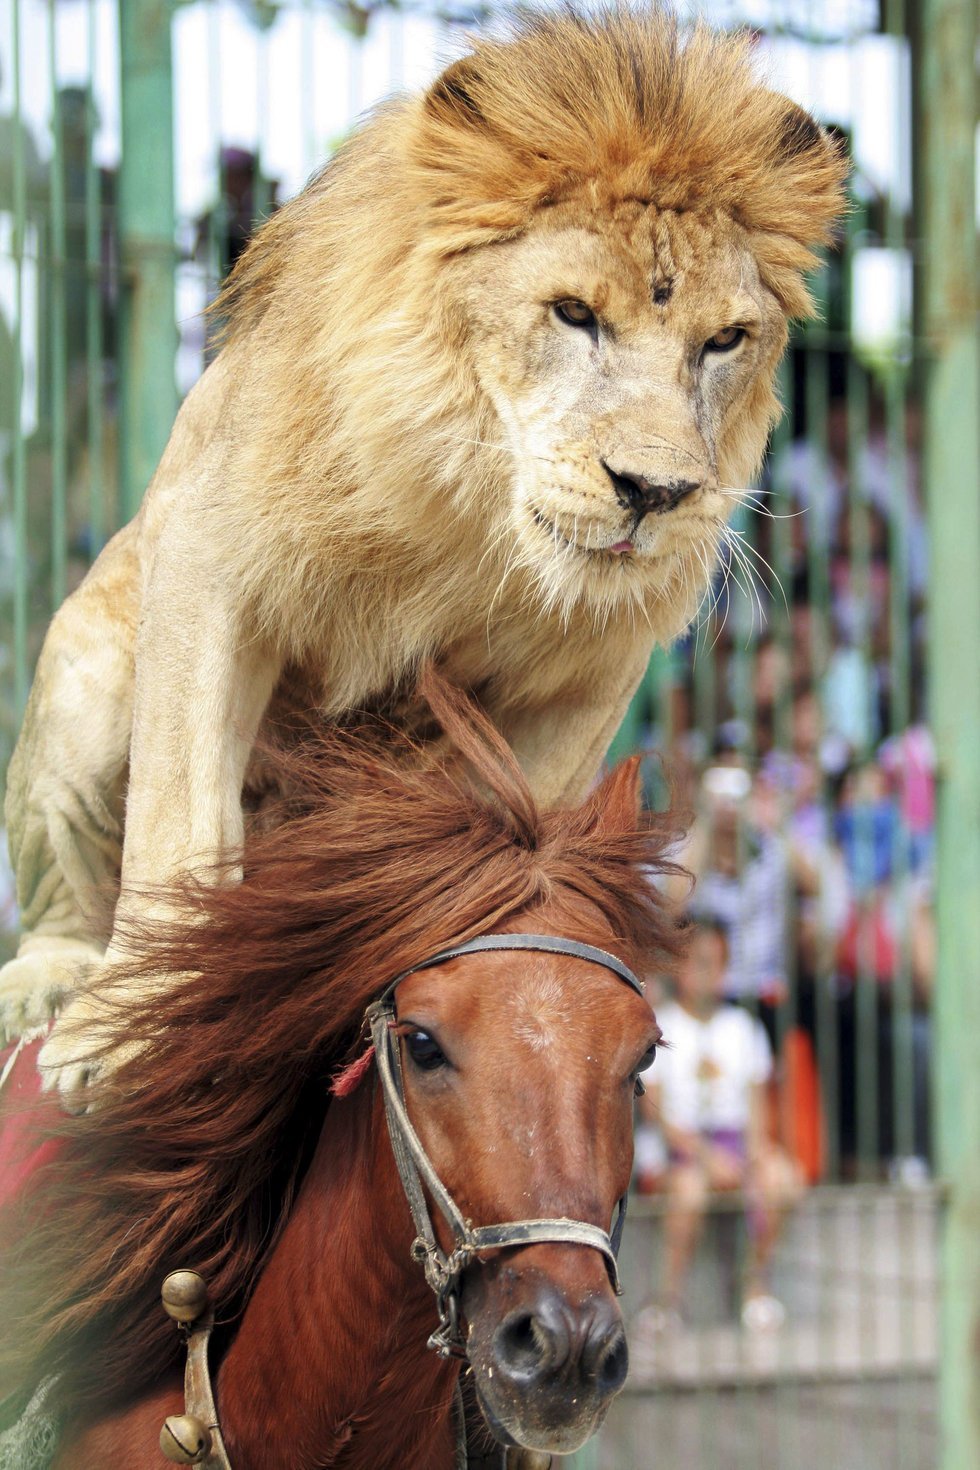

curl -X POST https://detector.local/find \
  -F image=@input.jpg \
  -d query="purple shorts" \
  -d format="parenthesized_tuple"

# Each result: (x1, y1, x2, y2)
(670, 1127, 747, 1167)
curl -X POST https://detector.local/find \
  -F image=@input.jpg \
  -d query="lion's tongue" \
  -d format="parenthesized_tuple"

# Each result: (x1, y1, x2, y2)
(610, 539, 633, 553)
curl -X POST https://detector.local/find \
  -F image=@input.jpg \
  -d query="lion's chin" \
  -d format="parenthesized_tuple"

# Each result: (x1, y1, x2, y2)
(519, 508, 709, 625)
(521, 542, 703, 634)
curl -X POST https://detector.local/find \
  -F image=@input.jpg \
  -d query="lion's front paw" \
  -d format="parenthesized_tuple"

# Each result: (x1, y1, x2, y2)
(37, 993, 143, 1110)
(0, 941, 100, 1044)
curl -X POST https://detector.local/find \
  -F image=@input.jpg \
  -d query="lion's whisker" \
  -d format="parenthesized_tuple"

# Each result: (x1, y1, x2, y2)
(727, 525, 788, 616)
(722, 528, 767, 638)
(721, 533, 759, 630)
(693, 543, 718, 658)
(718, 487, 805, 521)
(709, 538, 742, 652)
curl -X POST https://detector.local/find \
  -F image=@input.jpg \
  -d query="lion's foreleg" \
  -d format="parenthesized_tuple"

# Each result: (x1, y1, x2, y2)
(498, 652, 651, 808)
(120, 617, 281, 896)
(1, 558, 135, 1041)
(38, 551, 283, 1090)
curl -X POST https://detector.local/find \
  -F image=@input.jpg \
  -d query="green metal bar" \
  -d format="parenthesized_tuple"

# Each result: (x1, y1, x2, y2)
(301, 0, 316, 175)
(846, 357, 880, 1180)
(885, 351, 916, 1166)
(48, 0, 67, 610)
(803, 345, 840, 1181)
(768, 358, 797, 1085)
(657, 654, 672, 753)
(207, 0, 224, 300)
(254, 25, 271, 224)
(881, 6, 918, 1444)
(915, 2, 980, 1466)
(11, 0, 28, 719)
(86, 0, 106, 558)
(608, 661, 654, 764)
(117, 0, 178, 520)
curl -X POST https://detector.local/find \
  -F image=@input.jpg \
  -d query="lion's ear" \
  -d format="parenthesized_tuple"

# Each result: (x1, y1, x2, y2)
(425, 57, 487, 129)
(768, 100, 849, 238)
(775, 101, 830, 162)
(740, 95, 848, 263)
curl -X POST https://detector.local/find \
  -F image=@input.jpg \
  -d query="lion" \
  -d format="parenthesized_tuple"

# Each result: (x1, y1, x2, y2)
(0, 10, 845, 1090)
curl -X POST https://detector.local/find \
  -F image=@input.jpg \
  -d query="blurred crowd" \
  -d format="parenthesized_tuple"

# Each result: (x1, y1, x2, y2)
(632, 371, 933, 1330)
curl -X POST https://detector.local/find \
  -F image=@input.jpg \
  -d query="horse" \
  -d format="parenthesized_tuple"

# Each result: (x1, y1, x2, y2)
(0, 673, 683, 1469)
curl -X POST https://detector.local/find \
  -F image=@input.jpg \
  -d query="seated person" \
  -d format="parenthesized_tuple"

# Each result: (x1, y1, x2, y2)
(637, 918, 802, 1331)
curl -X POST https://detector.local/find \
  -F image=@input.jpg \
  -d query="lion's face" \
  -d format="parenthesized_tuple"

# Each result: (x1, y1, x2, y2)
(456, 203, 787, 622)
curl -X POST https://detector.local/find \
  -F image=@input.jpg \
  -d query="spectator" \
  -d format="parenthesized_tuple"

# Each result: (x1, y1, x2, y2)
(667, 759, 791, 1021)
(636, 920, 802, 1332)
(192, 147, 281, 366)
(195, 146, 281, 284)
(833, 758, 934, 1175)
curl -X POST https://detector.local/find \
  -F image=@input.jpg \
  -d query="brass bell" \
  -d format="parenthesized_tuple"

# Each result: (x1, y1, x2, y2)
(161, 1270, 209, 1326)
(159, 1412, 213, 1464)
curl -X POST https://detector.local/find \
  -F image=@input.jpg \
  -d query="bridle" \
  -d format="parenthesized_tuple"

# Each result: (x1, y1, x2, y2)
(369, 932, 644, 1359)
(159, 933, 647, 1469)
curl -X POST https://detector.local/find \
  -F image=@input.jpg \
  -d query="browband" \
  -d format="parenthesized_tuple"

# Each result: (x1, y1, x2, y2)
(379, 932, 645, 1005)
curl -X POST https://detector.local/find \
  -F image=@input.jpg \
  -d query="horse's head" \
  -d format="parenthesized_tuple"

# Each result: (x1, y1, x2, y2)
(391, 920, 660, 1455)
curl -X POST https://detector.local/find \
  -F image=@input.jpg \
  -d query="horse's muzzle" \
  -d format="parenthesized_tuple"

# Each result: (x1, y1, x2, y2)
(468, 1274, 628, 1454)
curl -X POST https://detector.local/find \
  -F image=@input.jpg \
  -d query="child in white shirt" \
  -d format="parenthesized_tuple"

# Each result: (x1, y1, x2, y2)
(638, 919, 802, 1330)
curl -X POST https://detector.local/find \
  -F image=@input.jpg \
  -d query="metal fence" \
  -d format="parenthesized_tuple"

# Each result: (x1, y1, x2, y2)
(1, 2, 977, 1467)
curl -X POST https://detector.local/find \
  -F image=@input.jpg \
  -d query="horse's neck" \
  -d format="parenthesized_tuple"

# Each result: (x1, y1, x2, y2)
(216, 1085, 458, 1470)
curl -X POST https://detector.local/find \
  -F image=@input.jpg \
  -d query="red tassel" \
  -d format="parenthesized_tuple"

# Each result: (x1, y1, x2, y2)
(330, 1045, 375, 1098)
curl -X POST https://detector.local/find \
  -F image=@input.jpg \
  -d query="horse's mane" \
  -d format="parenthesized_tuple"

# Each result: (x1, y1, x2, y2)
(0, 670, 684, 1431)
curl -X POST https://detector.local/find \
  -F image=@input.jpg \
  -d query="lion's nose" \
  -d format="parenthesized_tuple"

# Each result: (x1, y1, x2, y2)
(602, 463, 700, 516)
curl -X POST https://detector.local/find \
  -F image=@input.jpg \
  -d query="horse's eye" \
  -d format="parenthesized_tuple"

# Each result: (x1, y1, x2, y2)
(633, 1045, 659, 1098)
(704, 326, 746, 354)
(554, 299, 597, 331)
(404, 1030, 448, 1071)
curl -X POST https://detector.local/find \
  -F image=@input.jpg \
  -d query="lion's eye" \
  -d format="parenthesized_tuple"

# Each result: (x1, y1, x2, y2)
(404, 1030, 448, 1072)
(554, 299, 597, 331)
(704, 326, 746, 354)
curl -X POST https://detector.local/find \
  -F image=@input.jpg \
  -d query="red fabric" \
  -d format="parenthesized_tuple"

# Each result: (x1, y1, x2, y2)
(837, 897, 898, 982)
(780, 1027, 825, 1184)
(0, 1034, 63, 1211)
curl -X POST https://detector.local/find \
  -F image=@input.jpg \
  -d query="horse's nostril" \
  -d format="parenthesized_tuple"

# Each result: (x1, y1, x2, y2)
(493, 1317, 549, 1370)
(494, 1306, 563, 1380)
(594, 1327, 629, 1396)
(578, 1302, 629, 1396)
